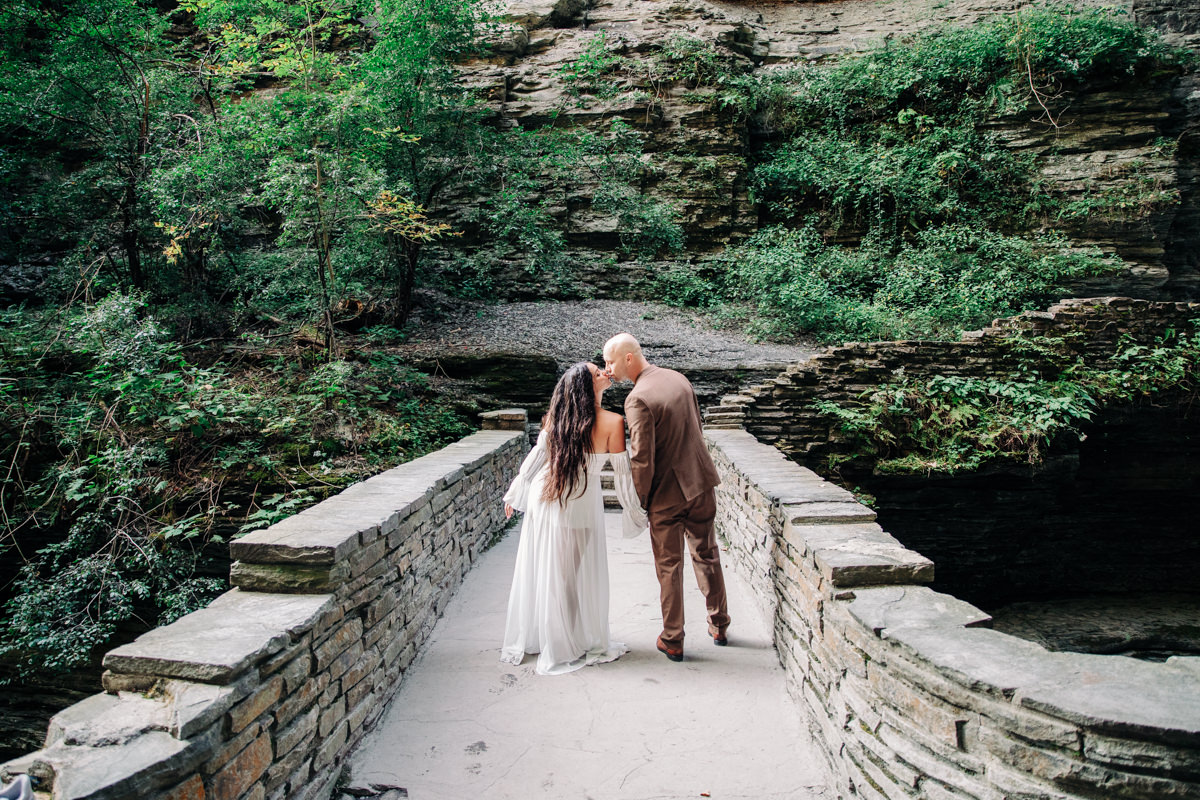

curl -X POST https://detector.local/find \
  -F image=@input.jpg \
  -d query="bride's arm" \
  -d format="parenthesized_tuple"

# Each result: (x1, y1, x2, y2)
(609, 447, 649, 538)
(503, 429, 549, 514)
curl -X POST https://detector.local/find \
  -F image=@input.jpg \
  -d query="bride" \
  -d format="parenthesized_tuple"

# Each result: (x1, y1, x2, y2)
(500, 362, 648, 675)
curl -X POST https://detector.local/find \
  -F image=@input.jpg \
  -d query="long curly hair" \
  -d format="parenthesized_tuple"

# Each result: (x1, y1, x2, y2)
(541, 362, 597, 504)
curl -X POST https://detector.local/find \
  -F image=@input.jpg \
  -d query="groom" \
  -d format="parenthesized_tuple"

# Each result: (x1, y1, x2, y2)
(603, 333, 730, 662)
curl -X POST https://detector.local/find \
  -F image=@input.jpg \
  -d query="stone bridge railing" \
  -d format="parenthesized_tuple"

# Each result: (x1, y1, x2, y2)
(1, 410, 528, 800)
(706, 297, 1200, 465)
(707, 428, 1200, 800)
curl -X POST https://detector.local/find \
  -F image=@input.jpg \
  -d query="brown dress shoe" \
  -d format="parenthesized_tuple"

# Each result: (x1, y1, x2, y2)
(656, 636, 683, 662)
(712, 631, 728, 646)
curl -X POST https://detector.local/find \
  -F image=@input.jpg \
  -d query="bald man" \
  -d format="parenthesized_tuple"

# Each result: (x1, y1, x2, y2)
(603, 333, 729, 662)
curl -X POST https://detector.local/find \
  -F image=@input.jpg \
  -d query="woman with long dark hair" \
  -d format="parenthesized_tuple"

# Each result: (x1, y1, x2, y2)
(500, 362, 648, 675)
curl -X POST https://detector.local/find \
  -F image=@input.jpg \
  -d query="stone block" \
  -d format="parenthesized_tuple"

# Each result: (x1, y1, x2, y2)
(101, 671, 157, 695)
(318, 697, 346, 739)
(868, 663, 966, 748)
(315, 720, 348, 770)
(842, 735, 916, 798)
(982, 763, 1070, 800)
(314, 618, 364, 672)
(346, 692, 376, 734)
(263, 741, 309, 794)
(876, 650, 1083, 751)
(210, 731, 272, 800)
(1081, 731, 1200, 779)
(160, 773, 205, 800)
(37, 728, 215, 800)
(46, 692, 170, 749)
(348, 538, 388, 579)
(363, 616, 393, 651)
(876, 721, 992, 798)
(976, 724, 1193, 799)
(274, 705, 318, 758)
(341, 649, 381, 695)
(326, 641, 364, 684)
(294, 766, 340, 800)
(881, 625, 1062, 701)
(840, 677, 883, 735)
(347, 671, 380, 711)
(1015, 651, 1200, 745)
(231, 511, 374, 566)
(274, 676, 319, 729)
(162, 677, 254, 740)
(259, 635, 311, 676)
(787, 501, 878, 525)
(279, 757, 314, 800)
(481, 410, 529, 432)
(228, 676, 283, 735)
(846, 586, 992, 638)
(272, 652, 312, 694)
(204, 720, 263, 774)
(315, 604, 345, 638)
(104, 591, 332, 684)
(230, 561, 349, 593)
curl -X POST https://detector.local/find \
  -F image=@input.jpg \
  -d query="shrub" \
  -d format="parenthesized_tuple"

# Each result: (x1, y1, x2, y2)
(817, 327, 1200, 474)
(0, 296, 469, 678)
(708, 223, 1118, 342)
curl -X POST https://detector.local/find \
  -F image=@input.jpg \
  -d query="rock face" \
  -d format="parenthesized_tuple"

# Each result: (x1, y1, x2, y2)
(446, 0, 1200, 299)
(857, 403, 1200, 609)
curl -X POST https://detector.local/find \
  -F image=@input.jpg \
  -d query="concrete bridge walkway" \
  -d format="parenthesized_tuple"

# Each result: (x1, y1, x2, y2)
(346, 511, 834, 800)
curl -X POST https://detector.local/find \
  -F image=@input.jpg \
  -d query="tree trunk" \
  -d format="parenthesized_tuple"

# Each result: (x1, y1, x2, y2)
(388, 234, 420, 327)
(122, 177, 144, 290)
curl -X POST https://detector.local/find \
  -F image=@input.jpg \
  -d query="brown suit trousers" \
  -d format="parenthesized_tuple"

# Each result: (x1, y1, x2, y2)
(626, 365, 730, 647)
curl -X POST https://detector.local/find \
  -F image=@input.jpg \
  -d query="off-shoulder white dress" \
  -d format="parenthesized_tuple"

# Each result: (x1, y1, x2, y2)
(500, 431, 649, 675)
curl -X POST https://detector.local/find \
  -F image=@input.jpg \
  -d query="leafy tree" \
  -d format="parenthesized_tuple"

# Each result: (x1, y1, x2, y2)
(0, 0, 201, 290)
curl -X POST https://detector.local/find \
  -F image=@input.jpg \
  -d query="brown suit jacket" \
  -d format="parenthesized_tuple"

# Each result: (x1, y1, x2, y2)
(624, 364, 720, 509)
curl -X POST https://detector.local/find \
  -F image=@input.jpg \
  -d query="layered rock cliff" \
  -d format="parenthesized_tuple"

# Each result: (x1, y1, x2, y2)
(444, 0, 1200, 299)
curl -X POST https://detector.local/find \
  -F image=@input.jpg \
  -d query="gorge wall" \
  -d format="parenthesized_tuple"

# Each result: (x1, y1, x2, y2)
(439, 0, 1200, 299)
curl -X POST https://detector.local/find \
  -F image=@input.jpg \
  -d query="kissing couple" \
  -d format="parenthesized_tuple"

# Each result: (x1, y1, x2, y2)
(499, 333, 731, 675)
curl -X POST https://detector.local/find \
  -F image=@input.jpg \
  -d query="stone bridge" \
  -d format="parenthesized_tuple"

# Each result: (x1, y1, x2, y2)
(4, 301, 1200, 800)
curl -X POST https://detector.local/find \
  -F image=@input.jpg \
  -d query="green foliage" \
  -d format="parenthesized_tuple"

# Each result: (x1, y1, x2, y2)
(651, 263, 724, 308)
(704, 223, 1117, 342)
(746, 4, 1185, 232)
(655, 3, 1183, 343)
(649, 34, 744, 90)
(556, 31, 742, 105)
(744, 3, 1184, 137)
(0, 296, 468, 678)
(556, 30, 627, 100)
(444, 119, 683, 287)
(817, 327, 1200, 474)
(1, 0, 679, 323)
(752, 123, 1047, 231)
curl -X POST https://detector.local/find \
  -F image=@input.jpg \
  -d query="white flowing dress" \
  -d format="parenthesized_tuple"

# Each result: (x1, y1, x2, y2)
(500, 431, 649, 675)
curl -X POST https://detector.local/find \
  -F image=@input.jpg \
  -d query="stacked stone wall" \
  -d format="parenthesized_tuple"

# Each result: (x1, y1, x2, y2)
(1, 412, 528, 800)
(706, 297, 1200, 466)
(707, 428, 1200, 800)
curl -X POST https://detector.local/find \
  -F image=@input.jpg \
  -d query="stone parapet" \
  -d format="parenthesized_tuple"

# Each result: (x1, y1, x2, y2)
(705, 297, 1200, 466)
(707, 428, 1200, 800)
(2, 421, 528, 800)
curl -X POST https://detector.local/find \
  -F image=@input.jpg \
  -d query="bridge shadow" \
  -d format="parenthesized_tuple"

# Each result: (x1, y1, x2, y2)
(345, 511, 833, 800)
